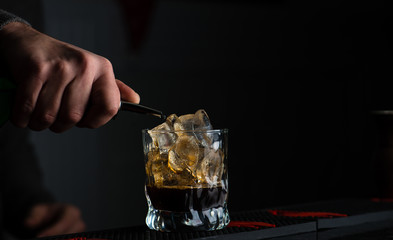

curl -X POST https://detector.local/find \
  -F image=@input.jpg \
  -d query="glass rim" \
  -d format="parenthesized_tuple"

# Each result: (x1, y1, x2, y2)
(142, 128, 228, 134)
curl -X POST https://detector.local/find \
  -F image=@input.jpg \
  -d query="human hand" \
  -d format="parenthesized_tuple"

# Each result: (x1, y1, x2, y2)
(0, 22, 140, 132)
(24, 203, 86, 237)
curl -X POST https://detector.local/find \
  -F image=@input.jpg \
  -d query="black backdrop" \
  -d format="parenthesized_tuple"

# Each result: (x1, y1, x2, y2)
(3, 0, 393, 231)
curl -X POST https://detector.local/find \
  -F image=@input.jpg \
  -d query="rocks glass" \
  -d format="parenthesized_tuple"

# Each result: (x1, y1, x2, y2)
(142, 128, 229, 232)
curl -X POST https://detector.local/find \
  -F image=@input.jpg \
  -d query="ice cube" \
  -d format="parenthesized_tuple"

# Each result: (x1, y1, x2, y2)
(174, 169, 197, 186)
(146, 150, 168, 186)
(145, 150, 185, 187)
(148, 121, 177, 153)
(195, 149, 224, 186)
(193, 110, 213, 146)
(172, 110, 213, 146)
(165, 113, 178, 128)
(173, 109, 212, 132)
(168, 150, 185, 173)
(168, 135, 201, 174)
(193, 109, 212, 131)
(173, 114, 195, 132)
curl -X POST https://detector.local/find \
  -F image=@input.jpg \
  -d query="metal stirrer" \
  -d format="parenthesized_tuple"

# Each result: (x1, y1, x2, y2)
(119, 101, 166, 120)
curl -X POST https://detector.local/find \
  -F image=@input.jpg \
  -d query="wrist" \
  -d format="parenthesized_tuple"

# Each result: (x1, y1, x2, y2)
(0, 21, 31, 39)
(0, 22, 32, 71)
(0, 21, 38, 61)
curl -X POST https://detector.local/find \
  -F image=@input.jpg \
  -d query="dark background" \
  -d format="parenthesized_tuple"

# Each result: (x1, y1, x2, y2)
(3, 0, 393, 232)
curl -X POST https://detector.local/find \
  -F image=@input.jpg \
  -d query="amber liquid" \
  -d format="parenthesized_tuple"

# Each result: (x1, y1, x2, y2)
(146, 185, 228, 212)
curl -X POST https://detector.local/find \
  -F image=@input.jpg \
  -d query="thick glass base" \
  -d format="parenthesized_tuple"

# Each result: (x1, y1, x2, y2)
(145, 203, 230, 232)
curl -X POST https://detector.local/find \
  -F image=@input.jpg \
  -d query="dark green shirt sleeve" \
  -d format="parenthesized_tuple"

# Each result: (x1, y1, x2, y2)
(0, 9, 30, 30)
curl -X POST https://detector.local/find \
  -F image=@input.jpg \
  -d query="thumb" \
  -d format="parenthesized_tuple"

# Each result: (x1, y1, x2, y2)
(116, 79, 140, 104)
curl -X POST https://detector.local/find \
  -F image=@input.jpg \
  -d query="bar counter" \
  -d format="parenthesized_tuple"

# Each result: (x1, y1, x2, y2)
(37, 198, 393, 240)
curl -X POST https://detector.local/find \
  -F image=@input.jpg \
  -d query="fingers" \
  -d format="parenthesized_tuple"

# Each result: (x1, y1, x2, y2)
(11, 75, 44, 128)
(36, 205, 86, 237)
(28, 78, 69, 131)
(25, 203, 86, 237)
(77, 69, 120, 129)
(24, 204, 54, 229)
(9, 42, 139, 132)
(49, 73, 93, 133)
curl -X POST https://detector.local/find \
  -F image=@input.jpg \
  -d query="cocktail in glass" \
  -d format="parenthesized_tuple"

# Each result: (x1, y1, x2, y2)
(142, 110, 229, 232)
